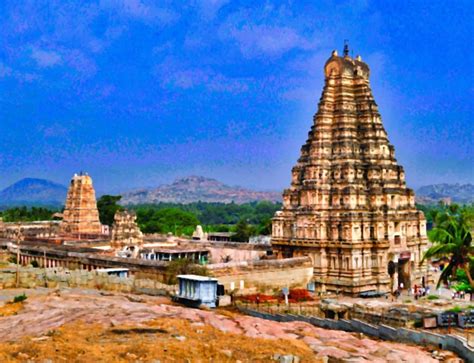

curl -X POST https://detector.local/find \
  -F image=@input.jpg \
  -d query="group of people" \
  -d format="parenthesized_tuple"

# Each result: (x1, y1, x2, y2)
(392, 282, 431, 300)
(412, 284, 430, 299)
(452, 290, 466, 299)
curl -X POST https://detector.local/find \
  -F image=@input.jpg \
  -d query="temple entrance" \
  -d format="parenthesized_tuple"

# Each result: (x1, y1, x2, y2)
(397, 252, 411, 289)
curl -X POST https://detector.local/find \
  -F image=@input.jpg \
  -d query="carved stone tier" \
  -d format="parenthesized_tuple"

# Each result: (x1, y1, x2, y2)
(272, 49, 429, 295)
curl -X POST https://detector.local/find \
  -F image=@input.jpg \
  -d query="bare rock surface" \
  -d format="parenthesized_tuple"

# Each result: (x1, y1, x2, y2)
(0, 288, 458, 362)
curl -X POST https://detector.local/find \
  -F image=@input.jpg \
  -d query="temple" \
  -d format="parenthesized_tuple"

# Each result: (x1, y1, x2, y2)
(272, 46, 429, 295)
(110, 210, 144, 249)
(60, 173, 102, 237)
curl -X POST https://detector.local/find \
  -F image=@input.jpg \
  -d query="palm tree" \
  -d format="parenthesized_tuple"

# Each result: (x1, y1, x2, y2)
(422, 204, 474, 288)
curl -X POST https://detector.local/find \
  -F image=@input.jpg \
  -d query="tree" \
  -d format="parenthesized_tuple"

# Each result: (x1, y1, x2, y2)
(422, 204, 474, 288)
(97, 195, 123, 226)
(233, 218, 256, 242)
(136, 208, 199, 236)
(164, 258, 208, 284)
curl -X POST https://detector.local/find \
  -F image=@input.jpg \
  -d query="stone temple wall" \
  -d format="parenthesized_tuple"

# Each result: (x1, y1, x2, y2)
(0, 266, 176, 295)
(208, 257, 313, 293)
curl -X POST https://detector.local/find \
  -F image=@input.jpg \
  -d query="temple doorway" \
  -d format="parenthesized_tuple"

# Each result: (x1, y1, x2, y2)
(398, 253, 411, 289)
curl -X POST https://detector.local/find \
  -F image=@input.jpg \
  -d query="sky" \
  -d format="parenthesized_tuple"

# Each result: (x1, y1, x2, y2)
(0, 0, 473, 194)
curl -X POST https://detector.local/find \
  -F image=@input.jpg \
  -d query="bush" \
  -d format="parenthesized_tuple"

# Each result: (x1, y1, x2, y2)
(447, 306, 463, 313)
(164, 259, 208, 285)
(30, 260, 39, 268)
(8, 256, 17, 264)
(414, 320, 423, 328)
(240, 293, 275, 303)
(288, 289, 313, 302)
(13, 293, 27, 303)
(427, 294, 439, 300)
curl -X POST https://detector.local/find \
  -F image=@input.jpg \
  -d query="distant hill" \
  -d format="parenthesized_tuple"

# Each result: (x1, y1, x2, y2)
(0, 178, 67, 208)
(120, 176, 282, 205)
(416, 183, 474, 205)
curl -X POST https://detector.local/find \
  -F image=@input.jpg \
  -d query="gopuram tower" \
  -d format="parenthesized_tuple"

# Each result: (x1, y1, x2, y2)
(60, 173, 102, 237)
(272, 45, 429, 295)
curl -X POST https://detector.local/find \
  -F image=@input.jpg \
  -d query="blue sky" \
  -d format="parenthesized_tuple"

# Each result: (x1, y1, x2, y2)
(0, 0, 472, 194)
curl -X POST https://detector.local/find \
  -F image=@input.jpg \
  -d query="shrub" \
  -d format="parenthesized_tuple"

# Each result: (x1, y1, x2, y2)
(8, 256, 17, 264)
(239, 293, 275, 303)
(164, 258, 208, 285)
(13, 293, 27, 303)
(31, 260, 39, 268)
(288, 289, 313, 302)
(447, 306, 463, 313)
(427, 295, 440, 300)
(414, 320, 423, 328)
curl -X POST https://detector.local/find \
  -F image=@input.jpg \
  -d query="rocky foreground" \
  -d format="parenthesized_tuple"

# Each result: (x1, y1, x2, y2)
(0, 288, 461, 362)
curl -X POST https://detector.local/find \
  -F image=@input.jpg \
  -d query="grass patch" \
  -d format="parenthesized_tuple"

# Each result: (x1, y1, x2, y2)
(427, 294, 439, 300)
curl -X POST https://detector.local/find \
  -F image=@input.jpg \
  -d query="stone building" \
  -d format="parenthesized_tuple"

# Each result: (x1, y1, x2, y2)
(110, 210, 143, 249)
(272, 46, 429, 295)
(60, 173, 102, 237)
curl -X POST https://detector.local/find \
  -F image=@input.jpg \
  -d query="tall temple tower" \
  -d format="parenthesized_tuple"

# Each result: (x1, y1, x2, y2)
(272, 46, 429, 295)
(60, 173, 102, 236)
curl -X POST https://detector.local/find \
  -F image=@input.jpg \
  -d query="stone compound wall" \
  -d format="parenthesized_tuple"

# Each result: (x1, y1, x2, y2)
(0, 267, 176, 295)
(208, 257, 313, 293)
(1, 242, 312, 293)
(239, 307, 474, 362)
(205, 243, 268, 264)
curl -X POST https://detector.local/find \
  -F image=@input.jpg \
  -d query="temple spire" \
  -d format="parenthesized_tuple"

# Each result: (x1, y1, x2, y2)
(343, 40, 349, 57)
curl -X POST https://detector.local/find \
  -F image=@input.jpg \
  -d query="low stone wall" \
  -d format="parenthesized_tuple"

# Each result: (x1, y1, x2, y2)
(208, 257, 313, 293)
(206, 244, 268, 264)
(0, 267, 176, 295)
(239, 307, 474, 362)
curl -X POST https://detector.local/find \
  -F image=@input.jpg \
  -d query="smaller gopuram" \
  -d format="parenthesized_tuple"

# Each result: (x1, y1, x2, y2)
(110, 210, 143, 248)
(60, 173, 102, 236)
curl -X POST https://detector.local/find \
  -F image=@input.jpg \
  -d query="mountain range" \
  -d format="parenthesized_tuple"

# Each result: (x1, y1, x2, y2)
(0, 178, 67, 208)
(415, 183, 474, 205)
(0, 177, 472, 207)
(120, 176, 282, 205)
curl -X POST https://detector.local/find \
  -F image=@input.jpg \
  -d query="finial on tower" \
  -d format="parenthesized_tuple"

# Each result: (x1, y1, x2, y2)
(343, 40, 349, 57)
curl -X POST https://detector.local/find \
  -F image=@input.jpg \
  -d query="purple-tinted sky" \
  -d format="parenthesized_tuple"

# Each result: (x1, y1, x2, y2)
(0, 0, 472, 194)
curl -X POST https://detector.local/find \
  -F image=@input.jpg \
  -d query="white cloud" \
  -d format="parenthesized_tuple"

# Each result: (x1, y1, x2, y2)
(226, 24, 315, 58)
(160, 66, 249, 94)
(0, 63, 13, 77)
(196, 0, 230, 19)
(30, 48, 62, 67)
(100, 0, 177, 24)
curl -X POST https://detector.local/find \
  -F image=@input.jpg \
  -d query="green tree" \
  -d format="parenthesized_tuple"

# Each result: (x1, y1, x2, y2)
(422, 204, 474, 288)
(233, 218, 256, 242)
(97, 195, 123, 226)
(0, 206, 57, 222)
(136, 208, 199, 236)
(164, 258, 209, 284)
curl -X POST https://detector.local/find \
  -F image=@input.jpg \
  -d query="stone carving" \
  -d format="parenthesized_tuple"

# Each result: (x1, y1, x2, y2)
(60, 173, 102, 236)
(272, 48, 429, 295)
(110, 210, 143, 248)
